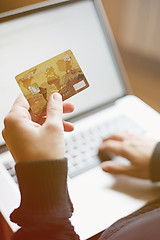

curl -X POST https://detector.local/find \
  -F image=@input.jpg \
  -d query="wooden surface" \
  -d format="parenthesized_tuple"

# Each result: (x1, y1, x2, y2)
(102, 0, 160, 61)
(0, 213, 13, 240)
(0, 0, 48, 13)
(102, 0, 160, 113)
(119, 49, 160, 113)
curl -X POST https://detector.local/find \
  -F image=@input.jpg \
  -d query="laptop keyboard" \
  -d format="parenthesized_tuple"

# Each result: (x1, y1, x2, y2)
(66, 115, 145, 177)
(3, 115, 145, 183)
(4, 161, 18, 184)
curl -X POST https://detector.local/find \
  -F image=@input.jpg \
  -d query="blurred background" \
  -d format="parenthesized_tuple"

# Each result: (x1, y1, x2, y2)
(103, 0, 160, 113)
(0, 0, 160, 113)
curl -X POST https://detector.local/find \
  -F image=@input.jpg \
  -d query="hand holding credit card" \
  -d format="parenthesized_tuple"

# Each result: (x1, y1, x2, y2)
(16, 50, 89, 116)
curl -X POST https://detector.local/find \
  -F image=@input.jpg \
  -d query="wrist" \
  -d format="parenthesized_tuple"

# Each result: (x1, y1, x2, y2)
(14, 145, 65, 163)
(11, 158, 72, 223)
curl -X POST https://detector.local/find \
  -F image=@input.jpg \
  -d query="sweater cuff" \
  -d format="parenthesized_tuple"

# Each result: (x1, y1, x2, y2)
(150, 142, 160, 182)
(10, 159, 73, 226)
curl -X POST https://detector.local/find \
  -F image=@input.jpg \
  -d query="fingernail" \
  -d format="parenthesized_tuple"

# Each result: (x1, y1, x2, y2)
(53, 93, 62, 101)
(101, 163, 108, 171)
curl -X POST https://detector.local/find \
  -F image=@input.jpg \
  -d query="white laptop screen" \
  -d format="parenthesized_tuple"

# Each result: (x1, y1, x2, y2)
(0, 0, 126, 145)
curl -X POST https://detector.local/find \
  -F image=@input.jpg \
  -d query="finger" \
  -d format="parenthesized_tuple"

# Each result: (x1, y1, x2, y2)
(38, 102, 74, 118)
(45, 93, 63, 126)
(36, 102, 74, 126)
(9, 94, 31, 121)
(30, 109, 46, 125)
(2, 129, 6, 141)
(101, 161, 133, 176)
(103, 131, 132, 142)
(4, 95, 31, 129)
(98, 150, 112, 162)
(11, 94, 30, 112)
(63, 102, 74, 113)
(102, 134, 124, 142)
(99, 140, 129, 159)
(63, 121, 74, 132)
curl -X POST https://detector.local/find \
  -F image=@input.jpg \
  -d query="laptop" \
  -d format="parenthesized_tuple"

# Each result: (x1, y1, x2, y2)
(1, 0, 160, 239)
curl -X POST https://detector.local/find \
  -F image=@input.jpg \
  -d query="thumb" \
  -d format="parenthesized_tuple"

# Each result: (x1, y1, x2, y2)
(45, 93, 63, 125)
(101, 161, 133, 176)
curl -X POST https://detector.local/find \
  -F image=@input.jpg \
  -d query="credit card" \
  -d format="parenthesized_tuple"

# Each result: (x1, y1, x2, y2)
(16, 50, 89, 116)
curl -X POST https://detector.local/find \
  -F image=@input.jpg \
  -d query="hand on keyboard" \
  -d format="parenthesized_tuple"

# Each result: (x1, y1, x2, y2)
(99, 131, 158, 179)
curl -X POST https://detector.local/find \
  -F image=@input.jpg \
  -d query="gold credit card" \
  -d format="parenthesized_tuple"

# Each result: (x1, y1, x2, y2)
(16, 50, 89, 116)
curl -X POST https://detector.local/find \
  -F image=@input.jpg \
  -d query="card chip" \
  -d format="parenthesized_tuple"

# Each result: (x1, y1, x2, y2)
(73, 80, 86, 91)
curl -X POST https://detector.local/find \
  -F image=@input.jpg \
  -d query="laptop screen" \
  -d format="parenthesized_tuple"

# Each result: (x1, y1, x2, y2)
(0, 0, 126, 145)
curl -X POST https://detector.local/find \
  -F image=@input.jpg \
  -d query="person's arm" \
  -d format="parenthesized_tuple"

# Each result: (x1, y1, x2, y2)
(150, 142, 160, 182)
(11, 159, 80, 240)
(2, 93, 80, 239)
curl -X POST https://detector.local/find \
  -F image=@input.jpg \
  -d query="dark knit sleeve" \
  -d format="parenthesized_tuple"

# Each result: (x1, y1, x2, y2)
(10, 159, 80, 240)
(150, 142, 160, 182)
